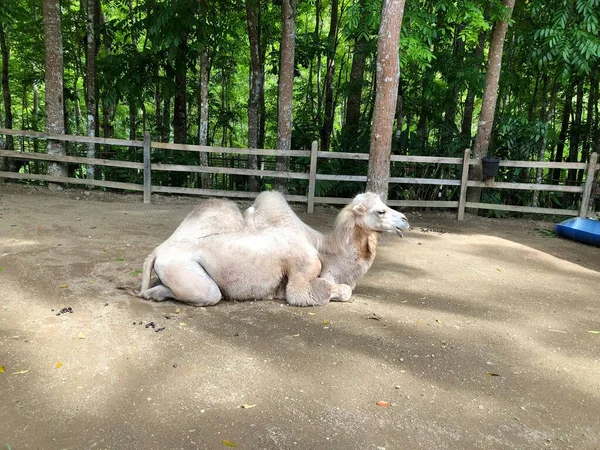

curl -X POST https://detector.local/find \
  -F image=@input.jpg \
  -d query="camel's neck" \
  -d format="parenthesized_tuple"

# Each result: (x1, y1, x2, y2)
(320, 217, 378, 286)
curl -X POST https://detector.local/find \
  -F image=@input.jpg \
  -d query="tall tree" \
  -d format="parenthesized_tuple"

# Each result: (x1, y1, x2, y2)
(319, 0, 339, 153)
(0, 22, 13, 152)
(0, 21, 11, 177)
(198, 0, 210, 188)
(246, 0, 263, 191)
(341, 0, 369, 150)
(42, 0, 67, 189)
(173, 39, 188, 144)
(275, 0, 296, 193)
(466, 0, 516, 205)
(366, 0, 406, 199)
(85, 0, 98, 179)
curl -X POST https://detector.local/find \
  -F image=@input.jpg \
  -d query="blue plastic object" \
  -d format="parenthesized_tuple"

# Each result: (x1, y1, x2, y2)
(554, 217, 600, 247)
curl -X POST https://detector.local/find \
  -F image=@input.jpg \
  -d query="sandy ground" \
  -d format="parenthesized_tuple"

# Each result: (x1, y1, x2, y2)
(0, 184, 599, 450)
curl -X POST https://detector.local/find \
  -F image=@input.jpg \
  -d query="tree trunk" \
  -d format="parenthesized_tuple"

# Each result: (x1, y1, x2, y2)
(85, 0, 98, 179)
(275, 0, 296, 193)
(394, 73, 404, 151)
(567, 78, 584, 184)
(460, 31, 487, 149)
(128, 0, 137, 142)
(246, 0, 262, 191)
(366, 0, 406, 200)
(173, 40, 188, 144)
(307, 0, 319, 117)
(43, 0, 67, 189)
(441, 27, 465, 153)
(551, 83, 574, 184)
(466, 0, 516, 206)
(162, 94, 170, 142)
(532, 76, 558, 207)
(0, 22, 13, 176)
(198, 48, 210, 188)
(580, 69, 598, 184)
(319, 0, 338, 153)
(342, 24, 368, 149)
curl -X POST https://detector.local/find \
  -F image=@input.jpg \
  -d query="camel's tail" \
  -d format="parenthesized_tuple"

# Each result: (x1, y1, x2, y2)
(140, 249, 157, 292)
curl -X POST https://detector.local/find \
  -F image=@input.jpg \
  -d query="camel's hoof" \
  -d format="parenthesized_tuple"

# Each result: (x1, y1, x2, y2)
(331, 284, 352, 302)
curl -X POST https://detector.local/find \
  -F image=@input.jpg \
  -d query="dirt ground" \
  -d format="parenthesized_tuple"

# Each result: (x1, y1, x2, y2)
(0, 184, 599, 450)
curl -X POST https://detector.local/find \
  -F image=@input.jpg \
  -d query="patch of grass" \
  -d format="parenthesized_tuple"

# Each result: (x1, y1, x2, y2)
(115, 257, 125, 262)
(535, 228, 556, 238)
(130, 269, 142, 276)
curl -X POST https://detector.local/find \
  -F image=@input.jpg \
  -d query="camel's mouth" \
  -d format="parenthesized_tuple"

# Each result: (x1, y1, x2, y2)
(395, 227, 404, 237)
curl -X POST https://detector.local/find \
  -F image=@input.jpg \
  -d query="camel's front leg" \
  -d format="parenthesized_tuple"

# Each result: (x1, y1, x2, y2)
(321, 273, 352, 302)
(329, 283, 352, 302)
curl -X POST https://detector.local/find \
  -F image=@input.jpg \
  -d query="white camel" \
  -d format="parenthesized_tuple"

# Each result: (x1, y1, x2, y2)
(133, 191, 410, 307)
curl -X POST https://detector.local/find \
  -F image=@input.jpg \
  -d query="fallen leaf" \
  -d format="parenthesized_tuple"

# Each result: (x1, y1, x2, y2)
(496, 268, 502, 272)
(367, 313, 382, 321)
(222, 439, 237, 447)
(241, 404, 257, 409)
(179, 322, 187, 326)
(588, 330, 600, 334)
(59, 284, 69, 289)
(12, 369, 30, 375)
(417, 242, 422, 245)
(55, 362, 63, 369)
(435, 319, 442, 324)
(175, 308, 181, 314)
(487, 372, 500, 377)
(115, 257, 125, 262)
(548, 328, 567, 334)
(322, 320, 331, 326)
(0, 366, 5, 373)
(0, 267, 4, 272)
(307, 312, 316, 316)
(376, 401, 390, 407)
(77, 332, 85, 339)
(292, 333, 300, 337)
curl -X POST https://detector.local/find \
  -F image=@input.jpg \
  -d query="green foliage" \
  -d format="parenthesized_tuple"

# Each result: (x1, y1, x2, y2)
(0, 0, 596, 213)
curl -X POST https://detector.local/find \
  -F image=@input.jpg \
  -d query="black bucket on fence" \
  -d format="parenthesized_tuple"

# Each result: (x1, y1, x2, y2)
(482, 156, 501, 177)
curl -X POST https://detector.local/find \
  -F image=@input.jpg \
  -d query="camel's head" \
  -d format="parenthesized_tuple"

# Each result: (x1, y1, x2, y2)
(349, 193, 410, 237)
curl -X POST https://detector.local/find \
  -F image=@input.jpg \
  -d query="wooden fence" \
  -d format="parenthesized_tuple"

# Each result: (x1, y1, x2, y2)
(1, 127, 598, 220)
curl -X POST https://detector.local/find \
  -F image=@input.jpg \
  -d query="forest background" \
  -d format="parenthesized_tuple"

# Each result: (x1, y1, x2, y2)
(0, 0, 599, 210)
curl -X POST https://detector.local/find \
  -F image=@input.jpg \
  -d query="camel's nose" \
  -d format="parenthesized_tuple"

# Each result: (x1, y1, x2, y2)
(395, 212, 410, 230)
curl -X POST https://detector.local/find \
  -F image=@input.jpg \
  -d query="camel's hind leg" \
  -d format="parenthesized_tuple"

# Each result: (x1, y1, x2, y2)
(150, 258, 223, 307)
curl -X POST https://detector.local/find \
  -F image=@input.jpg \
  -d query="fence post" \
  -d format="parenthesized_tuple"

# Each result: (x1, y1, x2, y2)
(457, 149, 471, 221)
(307, 140, 318, 214)
(579, 152, 598, 218)
(143, 131, 152, 204)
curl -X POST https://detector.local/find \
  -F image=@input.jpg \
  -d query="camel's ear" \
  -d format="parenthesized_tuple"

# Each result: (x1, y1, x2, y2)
(352, 203, 367, 215)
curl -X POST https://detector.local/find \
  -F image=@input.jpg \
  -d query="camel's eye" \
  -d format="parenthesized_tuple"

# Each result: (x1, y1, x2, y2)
(377, 210, 386, 216)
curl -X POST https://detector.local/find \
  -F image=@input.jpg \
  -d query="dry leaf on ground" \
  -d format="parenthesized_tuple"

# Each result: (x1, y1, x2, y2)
(376, 401, 390, 407)
(222, 439, 237, 447)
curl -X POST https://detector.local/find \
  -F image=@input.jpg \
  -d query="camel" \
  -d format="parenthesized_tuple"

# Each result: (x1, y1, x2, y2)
(133, 191, 410, 307)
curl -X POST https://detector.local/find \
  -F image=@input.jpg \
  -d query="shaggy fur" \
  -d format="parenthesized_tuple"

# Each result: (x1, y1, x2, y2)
(133, 191, 409, 307)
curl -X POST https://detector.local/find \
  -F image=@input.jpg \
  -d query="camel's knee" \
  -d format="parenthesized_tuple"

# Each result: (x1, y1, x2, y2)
(181, 284, 222, 307)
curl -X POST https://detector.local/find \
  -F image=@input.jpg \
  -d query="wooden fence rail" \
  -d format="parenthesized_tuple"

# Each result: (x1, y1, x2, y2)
(1, 127, 598, 220)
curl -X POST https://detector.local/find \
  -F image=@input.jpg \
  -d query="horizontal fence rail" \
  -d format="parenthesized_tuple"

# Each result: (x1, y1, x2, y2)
(0, 127, 598, 220)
